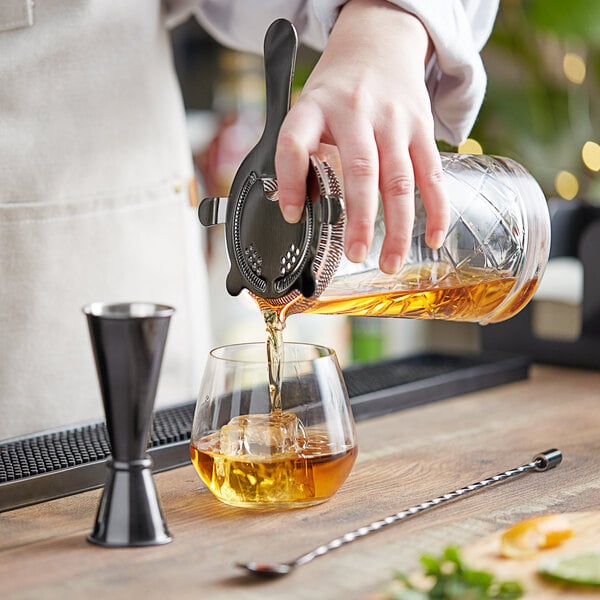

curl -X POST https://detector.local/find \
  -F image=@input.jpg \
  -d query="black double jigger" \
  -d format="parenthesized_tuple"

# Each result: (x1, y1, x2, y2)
(83, 302, 174, 547)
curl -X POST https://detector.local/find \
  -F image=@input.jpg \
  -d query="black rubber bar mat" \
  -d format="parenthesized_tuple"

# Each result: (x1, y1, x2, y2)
(0, 352, 529, 512)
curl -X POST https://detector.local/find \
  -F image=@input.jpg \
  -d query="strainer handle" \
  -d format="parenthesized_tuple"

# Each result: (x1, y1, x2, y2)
(259, 19, 298, 176)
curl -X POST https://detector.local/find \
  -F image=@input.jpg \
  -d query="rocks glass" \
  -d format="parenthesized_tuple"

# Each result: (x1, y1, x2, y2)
(190, 342, 357, 509)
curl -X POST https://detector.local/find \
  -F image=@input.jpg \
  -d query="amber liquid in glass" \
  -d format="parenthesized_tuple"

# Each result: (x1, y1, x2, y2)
(304, 264, 537, 324)
(190, 429, 356, 508)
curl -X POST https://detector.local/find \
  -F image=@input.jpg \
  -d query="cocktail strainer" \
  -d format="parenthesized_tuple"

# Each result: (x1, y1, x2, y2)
(198, 19, 345, 316)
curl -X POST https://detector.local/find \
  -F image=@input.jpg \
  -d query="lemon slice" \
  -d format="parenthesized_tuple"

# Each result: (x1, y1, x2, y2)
(500, 514, 573, 559)
(540, 551, 600, 586)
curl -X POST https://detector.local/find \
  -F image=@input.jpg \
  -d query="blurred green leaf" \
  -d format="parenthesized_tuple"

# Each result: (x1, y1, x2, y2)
(384, 546, 523, 599)
(443, 546, 463, 569)
(526, 0, 600, 43)
(420, 554, 442, 576)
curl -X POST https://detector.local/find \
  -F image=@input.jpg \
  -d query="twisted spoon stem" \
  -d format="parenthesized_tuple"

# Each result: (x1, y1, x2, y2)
(240, 449, 562, 575)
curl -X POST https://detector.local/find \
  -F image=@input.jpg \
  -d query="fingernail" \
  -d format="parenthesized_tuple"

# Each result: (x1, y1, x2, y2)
(427, 229, 446, 249)
(348, 242, 367, 263)
(282, 205, 303, 223)
(381, 254, 404, 274)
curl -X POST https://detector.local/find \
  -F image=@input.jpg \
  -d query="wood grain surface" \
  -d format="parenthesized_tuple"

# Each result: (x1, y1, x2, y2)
(1, 365, 600, 600)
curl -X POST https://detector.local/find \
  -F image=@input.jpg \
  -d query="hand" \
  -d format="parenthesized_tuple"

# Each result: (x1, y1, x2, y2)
(275, 0, 449, 274)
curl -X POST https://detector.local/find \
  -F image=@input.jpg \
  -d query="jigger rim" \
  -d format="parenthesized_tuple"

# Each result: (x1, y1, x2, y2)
(82, 302, 175, 319)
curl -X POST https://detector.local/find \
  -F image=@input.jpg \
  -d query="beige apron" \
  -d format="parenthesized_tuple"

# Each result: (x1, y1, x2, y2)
(0, 1, 211, 439)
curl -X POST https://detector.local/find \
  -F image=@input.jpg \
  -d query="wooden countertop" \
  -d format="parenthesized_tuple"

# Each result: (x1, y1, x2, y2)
(1, 365, 599, 599)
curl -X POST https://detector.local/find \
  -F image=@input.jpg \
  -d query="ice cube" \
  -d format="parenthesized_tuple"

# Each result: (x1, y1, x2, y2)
(214, 454, 295, 503)
(219, 412, 305, 457)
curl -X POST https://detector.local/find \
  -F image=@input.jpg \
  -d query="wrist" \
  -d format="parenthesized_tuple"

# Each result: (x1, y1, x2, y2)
(336, 0, 432, 64)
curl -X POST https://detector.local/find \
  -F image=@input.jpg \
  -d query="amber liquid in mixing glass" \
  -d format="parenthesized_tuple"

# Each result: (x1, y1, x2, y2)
(305, 264, 538, 324)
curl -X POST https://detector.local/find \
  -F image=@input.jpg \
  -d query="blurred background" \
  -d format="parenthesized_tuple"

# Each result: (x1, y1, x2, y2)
(171, 0, 599, 367)
(468, 0, 600, 203)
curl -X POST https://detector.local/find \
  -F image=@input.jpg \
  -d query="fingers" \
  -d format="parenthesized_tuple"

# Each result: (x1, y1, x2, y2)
(375, 107, 449, 274)
(278, 98, 381, 266)
(276, 97, 449, 274)
(411, 130, 449, 250)
(334, 119, 380, 263)
(275, 101, 324, 224)
(377, 125, 415, 274)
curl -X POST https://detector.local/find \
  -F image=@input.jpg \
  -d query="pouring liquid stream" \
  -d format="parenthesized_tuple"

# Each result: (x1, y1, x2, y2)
(263, 308, 285, 413)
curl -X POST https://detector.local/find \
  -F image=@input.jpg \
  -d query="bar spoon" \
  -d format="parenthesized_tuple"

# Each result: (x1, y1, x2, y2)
(238, 449, 562, 577)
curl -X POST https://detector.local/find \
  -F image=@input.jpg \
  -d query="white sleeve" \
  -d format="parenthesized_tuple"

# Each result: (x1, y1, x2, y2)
(384, 0, 500, 144)
(165, 0, 498, 145)
(164, 1, 333, 52)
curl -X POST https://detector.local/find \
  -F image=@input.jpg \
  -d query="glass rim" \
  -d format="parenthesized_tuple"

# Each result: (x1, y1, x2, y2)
(208, 341, 335, 364)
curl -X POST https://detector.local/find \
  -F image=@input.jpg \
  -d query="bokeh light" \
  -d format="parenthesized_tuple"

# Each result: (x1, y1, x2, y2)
(554, 170, 579, 200)
(457, 138, 483, 154)
(582, 141, 600, 171)
(563, 52, 586, 84)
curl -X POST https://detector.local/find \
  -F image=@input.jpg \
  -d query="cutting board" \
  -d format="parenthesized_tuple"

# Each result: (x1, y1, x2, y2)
(461, 512, 600, 598)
